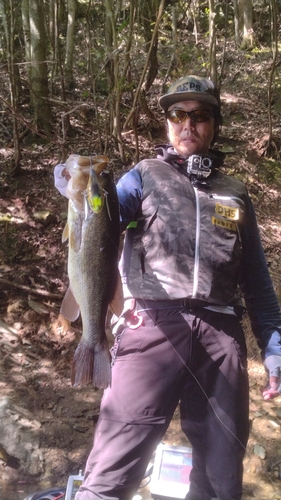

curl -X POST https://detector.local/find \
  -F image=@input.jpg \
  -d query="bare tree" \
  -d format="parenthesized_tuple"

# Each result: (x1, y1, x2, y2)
(187, 0, 200, 45)
(233, 0, 240, 47)
(24, 0, 52, 133)
(124, 0, 165, 131)
(208, 0, 217, 84)
(266, 0, 279, 157)
(0, 0, 21, 173)
(104, 0, 124, 161)
(240, 0, 254, 49)
(163, 5, 180, 86)
(22, 0, 31, 83)
(140, 0, 161, 92)
(64, 0, 77, 90)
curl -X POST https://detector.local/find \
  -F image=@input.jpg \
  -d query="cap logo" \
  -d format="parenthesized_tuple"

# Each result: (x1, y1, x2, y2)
(175, 82, 202, 93)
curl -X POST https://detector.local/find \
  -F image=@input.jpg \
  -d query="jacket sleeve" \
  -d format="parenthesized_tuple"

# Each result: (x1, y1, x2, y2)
(239, 195, 281, 359)
(116, 168, 143, 231)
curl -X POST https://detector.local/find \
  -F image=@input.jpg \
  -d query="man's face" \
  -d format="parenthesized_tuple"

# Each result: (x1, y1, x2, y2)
(166, 100, 216, 157)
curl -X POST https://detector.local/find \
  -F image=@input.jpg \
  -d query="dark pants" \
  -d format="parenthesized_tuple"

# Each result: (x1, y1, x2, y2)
(75, 306, 249, 500)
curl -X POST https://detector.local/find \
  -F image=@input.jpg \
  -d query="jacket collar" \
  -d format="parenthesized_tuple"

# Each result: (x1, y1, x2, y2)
(155, 145, 225, 185)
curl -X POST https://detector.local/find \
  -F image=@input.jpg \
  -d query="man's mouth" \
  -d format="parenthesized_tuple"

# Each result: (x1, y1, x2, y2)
(182, 135, 197, 141)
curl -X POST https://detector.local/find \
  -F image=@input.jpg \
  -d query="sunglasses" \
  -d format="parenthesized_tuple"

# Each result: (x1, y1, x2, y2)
(166, 108, 214, 124)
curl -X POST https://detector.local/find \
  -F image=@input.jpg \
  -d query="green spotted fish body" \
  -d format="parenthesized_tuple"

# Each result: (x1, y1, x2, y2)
(61, 155, 122, 389)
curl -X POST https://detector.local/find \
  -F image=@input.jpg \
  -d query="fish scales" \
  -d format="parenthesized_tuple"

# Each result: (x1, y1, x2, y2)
(61, 156, 121, 389)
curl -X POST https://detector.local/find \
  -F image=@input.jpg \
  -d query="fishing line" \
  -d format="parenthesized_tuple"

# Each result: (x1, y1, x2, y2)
(140, 302, 248, 453)
(103, 188, 112, 221)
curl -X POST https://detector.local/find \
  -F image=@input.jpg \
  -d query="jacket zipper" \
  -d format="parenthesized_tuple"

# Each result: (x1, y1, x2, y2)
(193, 186, 200, 297)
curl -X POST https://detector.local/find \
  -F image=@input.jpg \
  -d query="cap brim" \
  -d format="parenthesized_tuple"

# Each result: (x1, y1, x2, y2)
(159, 92, 218, 110)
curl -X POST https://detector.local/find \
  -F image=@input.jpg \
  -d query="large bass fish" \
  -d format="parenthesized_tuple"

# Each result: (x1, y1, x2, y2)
(61, 154, 123, 389)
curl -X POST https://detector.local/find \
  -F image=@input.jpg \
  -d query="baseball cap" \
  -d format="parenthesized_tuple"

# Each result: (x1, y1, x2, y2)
(159, 75, 220, 110)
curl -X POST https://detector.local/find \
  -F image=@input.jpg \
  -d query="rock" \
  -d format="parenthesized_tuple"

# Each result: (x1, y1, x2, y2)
(253, 444, 266, 459)
(0, 397, 43, 480)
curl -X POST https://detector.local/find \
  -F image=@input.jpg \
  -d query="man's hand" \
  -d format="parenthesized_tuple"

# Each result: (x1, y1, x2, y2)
(263, 355, 281, 400)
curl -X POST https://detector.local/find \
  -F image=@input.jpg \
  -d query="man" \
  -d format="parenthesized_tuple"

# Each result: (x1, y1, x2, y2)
(55, 75, 281, 500)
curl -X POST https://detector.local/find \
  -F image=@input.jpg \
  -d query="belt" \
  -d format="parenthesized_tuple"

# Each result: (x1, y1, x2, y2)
(136, 298, 211, 312)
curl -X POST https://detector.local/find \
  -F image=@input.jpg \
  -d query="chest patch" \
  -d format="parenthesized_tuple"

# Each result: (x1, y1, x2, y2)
(212, 216, 237, 231)
(215, 203, 240, 221)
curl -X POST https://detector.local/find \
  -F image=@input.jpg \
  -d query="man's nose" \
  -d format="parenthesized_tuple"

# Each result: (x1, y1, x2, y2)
(183, 116, 195, 129)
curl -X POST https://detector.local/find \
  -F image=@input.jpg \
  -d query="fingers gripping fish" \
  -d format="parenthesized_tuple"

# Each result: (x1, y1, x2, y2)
(60, 155, 123, 389)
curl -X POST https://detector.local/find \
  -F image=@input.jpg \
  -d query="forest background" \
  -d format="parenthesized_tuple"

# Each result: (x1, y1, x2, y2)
(0, 1, 281, 500)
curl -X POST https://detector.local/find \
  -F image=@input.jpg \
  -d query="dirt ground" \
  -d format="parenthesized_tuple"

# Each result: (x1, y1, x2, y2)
(1, 72, 281, 500)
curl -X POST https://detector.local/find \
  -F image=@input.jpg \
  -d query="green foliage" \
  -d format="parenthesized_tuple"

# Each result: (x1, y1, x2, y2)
(82, 90, 90, 99)
(256, 159, 281, 185)
(77, 60, 86, 69)
(117, 19, 129, 33)
(95, 77, 109, 96)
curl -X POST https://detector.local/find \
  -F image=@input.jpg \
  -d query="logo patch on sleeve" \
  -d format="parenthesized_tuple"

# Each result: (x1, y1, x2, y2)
(215, 203, 239, 220)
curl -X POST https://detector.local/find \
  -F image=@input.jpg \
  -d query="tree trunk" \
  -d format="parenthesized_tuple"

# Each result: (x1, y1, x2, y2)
(48, 0, 56, 97)
(104, 0, 115, 93)
(140, 0, 160, 91)
(188, 0, 199, 44)
(0, 0, 21, 173)
(266, 0, 279, 156)
(208, 0, 217, 85)
(0, 0, 22, 100)
(240, 0, 254, 49)
(84, 0, 103, 152)
(121, 0, 135, 81)
(104, 0, 124, 161)
(163, 5, 179, 85)
(64, 0, 77, 90)
(22, 0, 31, 86)
(233, 0, 240, 47)
(28, 0, 52, 133)
(124, 0, 165, 134)
(9, 0, 21, 173)
(219, 0, 229, 88)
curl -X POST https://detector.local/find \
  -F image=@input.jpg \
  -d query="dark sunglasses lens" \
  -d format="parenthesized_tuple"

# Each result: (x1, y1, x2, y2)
(167, 110, 187, 123)
(167, 109, 213, 123)
(190, 109, 213, 122)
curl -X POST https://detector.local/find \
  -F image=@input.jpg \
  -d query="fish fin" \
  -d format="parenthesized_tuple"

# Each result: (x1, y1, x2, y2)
(69, 215, 83, 252)
(92, 342, 112, 389)
(109, 271, 124, 317)
(71, 343, 94, 387)
(62, 222, 69, 242)
(60, 286, 80, 322)
(71, 342, 111, 390)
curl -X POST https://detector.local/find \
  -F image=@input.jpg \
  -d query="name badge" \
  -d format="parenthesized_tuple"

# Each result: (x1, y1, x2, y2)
(212, 216, 237, 231)
(215, 203, 239, 221)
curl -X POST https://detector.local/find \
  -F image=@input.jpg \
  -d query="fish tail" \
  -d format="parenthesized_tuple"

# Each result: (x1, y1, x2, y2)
(71, 343, 94, 387)
(92, 343, 112, 389)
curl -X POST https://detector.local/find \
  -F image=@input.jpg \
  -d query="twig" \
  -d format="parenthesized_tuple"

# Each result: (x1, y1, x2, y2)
(0, 277, 63, 299)
(123, 0, 165, 130)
